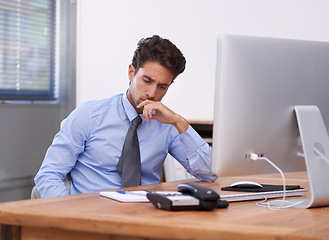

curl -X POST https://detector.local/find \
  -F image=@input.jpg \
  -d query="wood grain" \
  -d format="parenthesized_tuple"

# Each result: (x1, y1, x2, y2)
(0, 172, 327, 240)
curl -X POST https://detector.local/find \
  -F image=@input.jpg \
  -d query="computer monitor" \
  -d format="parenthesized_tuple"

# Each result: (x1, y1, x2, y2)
(211, 34, 329, 178)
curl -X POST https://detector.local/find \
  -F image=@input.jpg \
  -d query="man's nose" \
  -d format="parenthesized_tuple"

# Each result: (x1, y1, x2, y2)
(147, 85, 157, 99)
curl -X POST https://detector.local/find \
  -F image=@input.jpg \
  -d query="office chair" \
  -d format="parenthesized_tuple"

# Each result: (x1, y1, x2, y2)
(31, 174, 71, 199)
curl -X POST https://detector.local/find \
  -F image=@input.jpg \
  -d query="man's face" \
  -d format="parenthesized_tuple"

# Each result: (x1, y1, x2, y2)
(127, 61, 174, 113)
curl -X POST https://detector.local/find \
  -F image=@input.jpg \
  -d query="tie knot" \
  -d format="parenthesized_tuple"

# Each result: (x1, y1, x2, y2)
(131, 115, 142, 128)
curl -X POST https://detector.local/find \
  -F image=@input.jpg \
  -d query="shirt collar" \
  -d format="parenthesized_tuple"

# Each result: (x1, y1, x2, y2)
(122, 90, 143, 122)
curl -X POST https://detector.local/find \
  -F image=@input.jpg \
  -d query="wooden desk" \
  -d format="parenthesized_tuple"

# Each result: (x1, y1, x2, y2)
(1, 172, 328, 240)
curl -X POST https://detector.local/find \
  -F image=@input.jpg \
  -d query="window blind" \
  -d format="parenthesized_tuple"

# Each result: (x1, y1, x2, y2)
(0, 0, 56, 101)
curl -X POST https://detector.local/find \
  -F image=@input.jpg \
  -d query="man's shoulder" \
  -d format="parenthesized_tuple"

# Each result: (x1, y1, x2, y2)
(72, 94, 123, 122)
(86, 93, 122, 106)
(82, 93, 122, 111)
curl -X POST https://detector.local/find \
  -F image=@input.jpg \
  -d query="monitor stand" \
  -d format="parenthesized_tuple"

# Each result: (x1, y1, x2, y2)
(294, 105, 329, 208)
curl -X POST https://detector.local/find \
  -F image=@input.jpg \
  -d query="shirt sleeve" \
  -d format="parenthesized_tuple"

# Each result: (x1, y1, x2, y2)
(168, 125, 218, 182)
(34, 103, 90, 198)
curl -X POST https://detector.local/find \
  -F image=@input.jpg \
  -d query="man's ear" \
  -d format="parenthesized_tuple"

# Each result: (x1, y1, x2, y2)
(128, 64, 135, 82)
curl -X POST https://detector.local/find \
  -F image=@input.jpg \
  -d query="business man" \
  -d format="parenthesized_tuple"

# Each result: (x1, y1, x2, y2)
(34, 35, 217, 198)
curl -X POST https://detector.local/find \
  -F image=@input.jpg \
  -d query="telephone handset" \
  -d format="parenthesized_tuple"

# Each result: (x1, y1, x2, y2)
(146, 183, 229, 211)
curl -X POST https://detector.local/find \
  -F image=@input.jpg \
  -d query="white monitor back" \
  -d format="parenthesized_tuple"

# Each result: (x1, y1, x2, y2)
(212, 35, 329, 177)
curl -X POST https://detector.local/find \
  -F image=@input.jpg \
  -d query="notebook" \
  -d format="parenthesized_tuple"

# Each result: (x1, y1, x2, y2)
(100, 191, 149, 202)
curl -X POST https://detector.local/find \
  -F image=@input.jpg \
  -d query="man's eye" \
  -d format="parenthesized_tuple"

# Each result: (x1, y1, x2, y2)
(159, 85, 167, 90)
(143, 78, 151, 83)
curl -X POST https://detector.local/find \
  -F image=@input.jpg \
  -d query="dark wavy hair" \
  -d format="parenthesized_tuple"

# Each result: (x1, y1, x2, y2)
(132, 35, 186, 80)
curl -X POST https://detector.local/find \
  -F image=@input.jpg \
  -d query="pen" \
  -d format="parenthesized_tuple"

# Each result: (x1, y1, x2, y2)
(116, 190, 127, 194)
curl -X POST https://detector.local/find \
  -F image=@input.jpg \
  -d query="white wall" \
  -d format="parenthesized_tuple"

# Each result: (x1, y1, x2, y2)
(77, 0, 329, 121)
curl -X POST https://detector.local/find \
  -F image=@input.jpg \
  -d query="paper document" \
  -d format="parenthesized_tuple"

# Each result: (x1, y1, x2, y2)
(100, 190, 149, 202)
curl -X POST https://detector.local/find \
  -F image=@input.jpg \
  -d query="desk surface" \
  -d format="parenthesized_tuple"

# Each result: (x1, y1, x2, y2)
(0, 171, 328, 240)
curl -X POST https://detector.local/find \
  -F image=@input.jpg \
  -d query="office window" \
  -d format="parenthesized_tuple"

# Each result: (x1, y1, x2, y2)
(0, 0, 56, 101)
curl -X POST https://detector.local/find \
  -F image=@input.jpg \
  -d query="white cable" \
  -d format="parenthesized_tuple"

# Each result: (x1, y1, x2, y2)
(256, 198, 303, 209)
(296, 151, 305, 158)
(313, 147, 329, 165)
(248, 153, 303, 210)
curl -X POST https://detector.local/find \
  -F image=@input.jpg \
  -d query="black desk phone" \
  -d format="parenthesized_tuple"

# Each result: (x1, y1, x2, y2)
(146, 183, 229, 211)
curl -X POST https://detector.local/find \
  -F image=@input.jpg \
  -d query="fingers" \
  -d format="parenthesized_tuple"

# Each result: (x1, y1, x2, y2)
(144, 103, 155, 122)
(137, 100, 188, 133)
(137, 100, 157, 122)
(137, 100, 169, 123)
(137, 99, 155, 109)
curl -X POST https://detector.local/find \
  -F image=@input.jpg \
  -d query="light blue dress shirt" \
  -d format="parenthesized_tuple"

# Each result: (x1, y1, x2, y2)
(35, 92, 217, 198)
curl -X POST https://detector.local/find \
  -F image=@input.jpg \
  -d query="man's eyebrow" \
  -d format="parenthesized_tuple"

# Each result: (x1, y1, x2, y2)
(143, 75, 170, 86)
(159, 83, 170, 87)
(143, 75, 154, 82)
